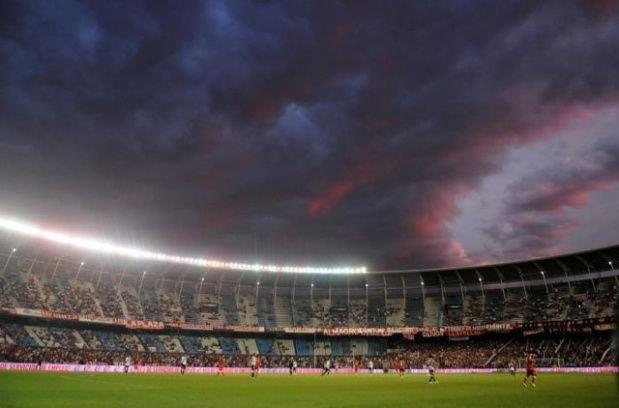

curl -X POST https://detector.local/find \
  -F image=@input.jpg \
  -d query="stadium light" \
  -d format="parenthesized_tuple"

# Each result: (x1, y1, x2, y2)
(540, 270, 544, 276)
(0, 215, 367, 274)
(11, 248, 16, 253)
(74, 261, 85, 280)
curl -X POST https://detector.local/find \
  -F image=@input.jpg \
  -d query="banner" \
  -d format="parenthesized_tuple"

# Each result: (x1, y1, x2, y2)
(324, 327, 394, 337)
(78, 315, 126, 326)
(420, 328, 443, 338)
(125, 320, 165, 330)
(593, 323, 615, 331)
(1, 362, 616, 375)
(282, 327, 318, 334)
(41, 311, 79, 321)
(167, 322, 213, 331)
(443, 327, 485, 337)
(523, 328, 544, 336)
(484, 323, 514, 333)
(224, 325, 265, 333)
(0, 306, 611, 338)
(11, 308, 43, 318)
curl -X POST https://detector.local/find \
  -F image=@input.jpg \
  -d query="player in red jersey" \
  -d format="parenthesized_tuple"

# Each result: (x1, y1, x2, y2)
(397, 359, 406, 377)
(217, 356, 225, 376)
(522, 354, 537, 388)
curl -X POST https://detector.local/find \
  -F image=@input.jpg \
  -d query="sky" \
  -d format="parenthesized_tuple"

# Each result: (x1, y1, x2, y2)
(0, 0, 618, 271)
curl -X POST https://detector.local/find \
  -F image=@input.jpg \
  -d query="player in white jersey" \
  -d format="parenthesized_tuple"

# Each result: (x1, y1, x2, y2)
(180, 355, 188, 375)
(288, 358, 297, 375)
(250, 354, 259, 378)
(508, 361, 515, 376)
(124, 356, 131, 374)
(321, 359, 332, 376)
(426, 356, 438, 384)
(368, 360, 374, 374)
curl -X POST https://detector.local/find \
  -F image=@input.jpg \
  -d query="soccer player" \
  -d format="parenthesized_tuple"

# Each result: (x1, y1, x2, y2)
(426, 355, 438, 384)
(397, 359, 406, 378)
(180, 355, 188, 375)
(508, 361, 516, 376)
(368, 359, 374, 374)
(250, 354, 259, 378)
(321, 358, 331, 376)
(124, 356, 132, 374)
(522, 354, 537, 388)
(292, 358, 297, 375)
(288, 358, 295, 376)
(217, 356, 225, 376)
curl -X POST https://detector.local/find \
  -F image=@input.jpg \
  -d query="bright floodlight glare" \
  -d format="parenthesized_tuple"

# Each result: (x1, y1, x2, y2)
(0, 216, 366, 274)
(11, 248, 16, 253)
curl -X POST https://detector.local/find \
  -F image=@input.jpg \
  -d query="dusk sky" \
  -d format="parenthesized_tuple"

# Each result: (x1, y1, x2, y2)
(1, 0, 618, 270)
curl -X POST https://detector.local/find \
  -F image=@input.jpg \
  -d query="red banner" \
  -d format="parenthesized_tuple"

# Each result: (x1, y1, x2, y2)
(41, 311, 79, 321)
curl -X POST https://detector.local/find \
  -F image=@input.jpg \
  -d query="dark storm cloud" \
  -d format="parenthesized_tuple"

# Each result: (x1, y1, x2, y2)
(1, 0, 618, 269)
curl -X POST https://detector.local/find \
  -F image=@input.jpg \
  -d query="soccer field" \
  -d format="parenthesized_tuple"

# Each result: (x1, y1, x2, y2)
(0, 372, 617, 408)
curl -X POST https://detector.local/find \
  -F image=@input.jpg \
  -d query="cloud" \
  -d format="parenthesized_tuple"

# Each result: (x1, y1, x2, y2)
(481, 136, 619, 260)
(0, 0, 618, 269)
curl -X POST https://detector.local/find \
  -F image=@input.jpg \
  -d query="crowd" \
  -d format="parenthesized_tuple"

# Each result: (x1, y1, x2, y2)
(0, 258, 616, 331)
(1, 333, 614, 369)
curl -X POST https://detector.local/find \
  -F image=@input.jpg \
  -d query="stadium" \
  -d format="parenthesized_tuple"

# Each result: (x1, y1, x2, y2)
(0, 221, 617, 406)
(2, 1, 619, 407)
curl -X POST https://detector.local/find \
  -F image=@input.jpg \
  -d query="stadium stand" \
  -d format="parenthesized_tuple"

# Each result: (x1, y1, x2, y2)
(0, 235, 617, 369)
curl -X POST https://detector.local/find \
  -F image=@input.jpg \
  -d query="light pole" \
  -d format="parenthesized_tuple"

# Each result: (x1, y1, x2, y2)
(365, 283, 369, 325)
(139, 271, 147, 294)
(2, 248, 16, 274)
(75, 262, 85, 281)
(540, 270, 549, 294)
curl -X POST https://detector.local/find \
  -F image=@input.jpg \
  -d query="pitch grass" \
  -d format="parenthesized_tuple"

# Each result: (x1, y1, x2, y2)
(0, 372, 617, 408)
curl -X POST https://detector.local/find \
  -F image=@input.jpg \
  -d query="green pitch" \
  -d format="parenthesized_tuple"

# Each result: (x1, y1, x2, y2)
(0, 372, 617, 408)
